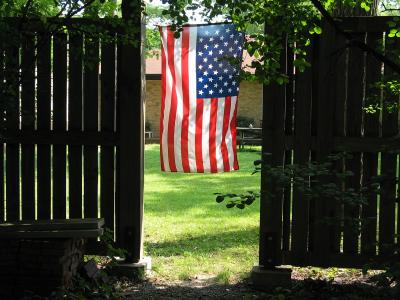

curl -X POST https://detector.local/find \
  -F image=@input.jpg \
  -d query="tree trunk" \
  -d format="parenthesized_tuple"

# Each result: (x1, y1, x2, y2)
(332, 0, 379, 16)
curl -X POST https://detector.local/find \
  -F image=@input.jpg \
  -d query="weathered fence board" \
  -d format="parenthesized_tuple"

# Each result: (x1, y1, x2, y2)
(5, 43, 20, 222)
(343, 33, 365, 255)
(378, 36, 399, 255)
(0, 41, 4, 222)
(53, 33, 68, 219)
(68, 33, 84, 219)
(36, 34, 52, 220)
(83, 36, 99, 219)
(100, 37, 116, 229)
(291, 46, 313, 263)
(21, 34, 36, 221)
(361, 32, 381, 255)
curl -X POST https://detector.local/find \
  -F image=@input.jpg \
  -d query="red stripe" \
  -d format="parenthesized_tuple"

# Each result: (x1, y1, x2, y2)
(180, 27, 190, 172)
(231, 99, 239, 170)
(167, 29, 177, 172)
(195, 99, 204, 173)
(221, 97, 231, 171)
(209, 98, 218, 173)
(159, 28, 166, 171)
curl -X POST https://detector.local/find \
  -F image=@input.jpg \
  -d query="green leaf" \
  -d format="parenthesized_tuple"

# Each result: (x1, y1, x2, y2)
(216, 195, 225, 203)
(387, 21, 396, 28)
(236, 203, 245, 209)
(313, 26, 322, 35)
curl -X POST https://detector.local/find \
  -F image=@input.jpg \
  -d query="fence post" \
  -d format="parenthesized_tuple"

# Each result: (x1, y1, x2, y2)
(116, 0, 146, 264)
(250, 29, 292, 289)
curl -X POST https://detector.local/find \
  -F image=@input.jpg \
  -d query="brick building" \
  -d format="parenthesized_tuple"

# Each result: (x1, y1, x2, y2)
(145, 56, 263, 137)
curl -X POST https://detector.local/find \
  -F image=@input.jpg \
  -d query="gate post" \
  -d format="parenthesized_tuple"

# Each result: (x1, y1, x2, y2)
(250, 30, 292, 289)
(115, 0, 147, 270)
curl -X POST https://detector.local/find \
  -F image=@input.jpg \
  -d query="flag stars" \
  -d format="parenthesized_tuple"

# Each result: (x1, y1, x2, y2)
(204, 44, 209, 49)
(219, 88, 223, 93)
(198, 65, 203, 70)
(204, 84, 208, 89)
(219, 76, 223, 81)
(219, 50, 224, 55)
(203, 71, 208, 76)
(203, 57, 208, 63)
(199, 90, 203, 95)
(209, 90, 214, 95)
(214, 83, 218, 88)
(213, 70, 218, 75)
(208, 50, 213, 56)
(198, 51, 203, 56)
(214, 44, 219, 48)
(208, 64, 213, 69)
(209, 37, 214, 42)
(209, 77, 213, 82)
(198, 77, 203, 82)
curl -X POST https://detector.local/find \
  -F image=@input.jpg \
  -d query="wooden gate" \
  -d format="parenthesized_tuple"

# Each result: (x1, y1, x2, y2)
(0, 18, 144, 261)
(261, 17, 399, 268)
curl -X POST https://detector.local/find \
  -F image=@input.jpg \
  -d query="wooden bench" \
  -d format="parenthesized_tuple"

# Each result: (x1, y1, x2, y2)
(0, 218, 104, 297)
(237, 127, 262, 148)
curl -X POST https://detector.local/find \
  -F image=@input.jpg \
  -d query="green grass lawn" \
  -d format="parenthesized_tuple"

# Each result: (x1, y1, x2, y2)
(144, 144, 261, 283)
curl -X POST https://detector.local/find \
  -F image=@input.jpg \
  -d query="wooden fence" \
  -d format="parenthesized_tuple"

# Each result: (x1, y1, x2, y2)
(0, 18, 144, 261)
(261, 17, 400, 268)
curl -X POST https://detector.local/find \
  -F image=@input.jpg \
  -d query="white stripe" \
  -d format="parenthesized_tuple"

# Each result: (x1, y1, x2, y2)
(161, 27, 171, 171)
(173, 34, 183, 172)
(187, 26, 198, 172)
(226, 96, 237, 170)
(215, 98, 225, 172)
(202, 99, 211, 172)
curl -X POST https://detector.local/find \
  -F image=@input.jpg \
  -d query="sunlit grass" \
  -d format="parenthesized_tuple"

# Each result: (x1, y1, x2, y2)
(144, 144, 261, 282)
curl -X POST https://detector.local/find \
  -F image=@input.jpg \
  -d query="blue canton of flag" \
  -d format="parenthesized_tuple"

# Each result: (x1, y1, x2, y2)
(196, 24, 244, 98)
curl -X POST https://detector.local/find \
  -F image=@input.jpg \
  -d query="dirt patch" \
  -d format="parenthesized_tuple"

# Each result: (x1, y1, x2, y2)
(119, 268, 397, 300)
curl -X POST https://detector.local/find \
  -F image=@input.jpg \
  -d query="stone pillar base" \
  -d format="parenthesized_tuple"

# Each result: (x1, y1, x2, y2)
(250, 266, 292, 291)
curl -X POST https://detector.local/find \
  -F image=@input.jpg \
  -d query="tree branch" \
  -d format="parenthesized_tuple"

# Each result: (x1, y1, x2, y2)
(310, 0, 400, 75)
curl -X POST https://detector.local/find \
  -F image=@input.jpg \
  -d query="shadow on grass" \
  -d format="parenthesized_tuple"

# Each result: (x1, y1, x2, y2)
(124, 278, 396, 300)
(145, 227, 259, 257)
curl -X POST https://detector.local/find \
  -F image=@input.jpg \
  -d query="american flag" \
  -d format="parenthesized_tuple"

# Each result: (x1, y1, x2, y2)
(159, 23, 244, 173)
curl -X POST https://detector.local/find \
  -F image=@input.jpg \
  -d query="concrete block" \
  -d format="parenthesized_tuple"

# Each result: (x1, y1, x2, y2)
(250, 266, 292, 291)
(110, 256, 151, 280)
